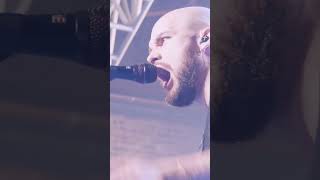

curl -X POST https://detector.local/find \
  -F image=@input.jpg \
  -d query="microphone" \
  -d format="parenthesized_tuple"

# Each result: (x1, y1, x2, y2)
(110, 63, 158, 84)
(0, 1, 107, 69)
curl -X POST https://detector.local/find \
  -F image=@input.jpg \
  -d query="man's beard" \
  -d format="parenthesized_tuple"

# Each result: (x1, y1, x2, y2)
(165, 50, 201, 107)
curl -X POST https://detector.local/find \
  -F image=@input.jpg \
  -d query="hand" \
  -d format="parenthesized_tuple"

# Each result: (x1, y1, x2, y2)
(110, 157, 164, 180)
(111, 151, 210, 180)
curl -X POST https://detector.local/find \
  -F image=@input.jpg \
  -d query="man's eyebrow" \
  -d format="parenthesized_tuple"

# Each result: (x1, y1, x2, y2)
(148, 30, 174, 52)
(153, 31, 173, 43)
(152, 30, 173, 40)
(158, 31, 173, 38)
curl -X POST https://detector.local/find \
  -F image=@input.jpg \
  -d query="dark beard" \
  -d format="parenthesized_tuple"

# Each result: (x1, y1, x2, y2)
(165, 49, 200, 107)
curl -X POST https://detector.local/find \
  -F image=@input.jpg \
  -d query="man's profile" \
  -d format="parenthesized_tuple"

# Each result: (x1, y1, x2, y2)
(111, 6, 211, 180)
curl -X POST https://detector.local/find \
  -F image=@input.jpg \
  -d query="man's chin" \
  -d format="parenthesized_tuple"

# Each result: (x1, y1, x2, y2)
(165, 90, 195, 107)
(165, 99, 193, 107)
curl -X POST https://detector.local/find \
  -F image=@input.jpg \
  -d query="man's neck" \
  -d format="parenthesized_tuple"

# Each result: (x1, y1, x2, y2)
(204, 69, 210, 108)
(196, 69, 210, 108)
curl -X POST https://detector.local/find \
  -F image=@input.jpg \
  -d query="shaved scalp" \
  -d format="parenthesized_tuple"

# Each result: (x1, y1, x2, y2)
(161, 6, 210, 24)
(151, 7, 210, 39)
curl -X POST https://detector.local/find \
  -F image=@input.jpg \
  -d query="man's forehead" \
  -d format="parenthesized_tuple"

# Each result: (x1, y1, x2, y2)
(149, 7, 210, 45)
(151, 10, 209, 36)
(150, 18, 175, 38)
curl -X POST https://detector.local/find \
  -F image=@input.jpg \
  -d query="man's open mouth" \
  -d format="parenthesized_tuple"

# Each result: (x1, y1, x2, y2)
(156, 67, 171, 88)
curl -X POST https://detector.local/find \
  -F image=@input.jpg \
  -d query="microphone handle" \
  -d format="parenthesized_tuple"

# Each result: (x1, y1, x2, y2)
(110, 66, 136, 81)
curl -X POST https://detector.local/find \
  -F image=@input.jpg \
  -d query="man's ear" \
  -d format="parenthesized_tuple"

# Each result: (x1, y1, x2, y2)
(199, 27, 210, 56)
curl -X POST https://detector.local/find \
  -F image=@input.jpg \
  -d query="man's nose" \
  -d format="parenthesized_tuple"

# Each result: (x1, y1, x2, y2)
(147, 52, 161, 64)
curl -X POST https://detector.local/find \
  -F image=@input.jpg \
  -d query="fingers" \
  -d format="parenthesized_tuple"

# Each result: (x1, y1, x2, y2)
(110, 158, 163, 180)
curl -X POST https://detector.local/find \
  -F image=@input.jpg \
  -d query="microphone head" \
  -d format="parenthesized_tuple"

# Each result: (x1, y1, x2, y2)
(76, 1, 108, 69)
(88, 1, 108, 68)
(88, 1, 107, 52)
(133, 63, 158, 84)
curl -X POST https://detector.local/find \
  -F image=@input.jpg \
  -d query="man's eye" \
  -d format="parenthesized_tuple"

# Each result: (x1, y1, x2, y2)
(162, 36, 171, 40)
(161, 36, 171, 44)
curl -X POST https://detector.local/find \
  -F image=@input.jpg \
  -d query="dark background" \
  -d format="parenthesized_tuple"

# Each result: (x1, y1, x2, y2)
(213, 0, 320, 180)
(0, 0, 107, 179)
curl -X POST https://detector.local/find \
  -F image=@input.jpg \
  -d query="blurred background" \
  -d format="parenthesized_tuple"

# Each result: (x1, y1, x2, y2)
(212, 1, 320, 180)
(0, 0, 107, 180)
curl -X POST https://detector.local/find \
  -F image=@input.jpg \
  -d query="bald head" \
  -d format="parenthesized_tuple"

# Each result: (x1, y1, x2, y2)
(151, 7, 210, 42)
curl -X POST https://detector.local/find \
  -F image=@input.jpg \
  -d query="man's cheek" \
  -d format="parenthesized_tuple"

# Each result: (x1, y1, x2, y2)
(162, 48, 177, 61)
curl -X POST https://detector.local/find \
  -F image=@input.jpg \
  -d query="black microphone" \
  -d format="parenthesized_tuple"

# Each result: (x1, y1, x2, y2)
(0, 1, 107, 69)
(110, 63, 158, 84)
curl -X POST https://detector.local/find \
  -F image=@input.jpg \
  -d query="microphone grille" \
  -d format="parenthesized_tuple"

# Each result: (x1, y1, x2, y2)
(134, 63, 158, 84)
(88, 0, 108, 15)
(88, 0, 107, 41)
(87, 1, 108, 68)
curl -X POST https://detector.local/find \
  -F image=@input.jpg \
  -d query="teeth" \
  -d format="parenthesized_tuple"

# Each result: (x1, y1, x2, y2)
(159, 78, 167, 87)
(162, 81, 166, 88)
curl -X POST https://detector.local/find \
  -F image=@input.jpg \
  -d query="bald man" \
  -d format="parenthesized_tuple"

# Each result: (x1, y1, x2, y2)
(110, 7, 211, 180)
